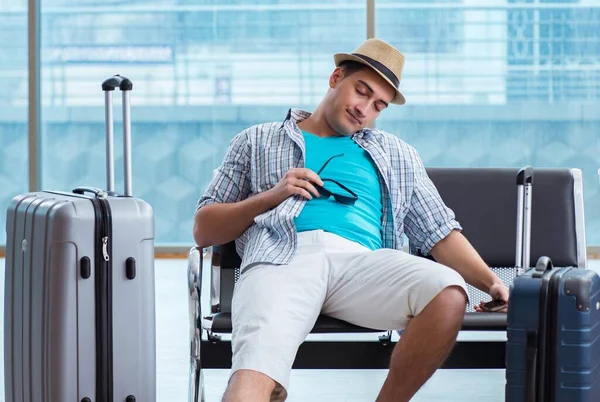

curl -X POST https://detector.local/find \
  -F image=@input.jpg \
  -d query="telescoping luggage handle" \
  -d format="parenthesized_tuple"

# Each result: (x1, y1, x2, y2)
(515, 166, 534, 275)
(102, 74, 133, 197)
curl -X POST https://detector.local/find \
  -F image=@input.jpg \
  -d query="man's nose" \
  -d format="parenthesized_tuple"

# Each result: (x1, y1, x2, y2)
(354, 103, 366, 117)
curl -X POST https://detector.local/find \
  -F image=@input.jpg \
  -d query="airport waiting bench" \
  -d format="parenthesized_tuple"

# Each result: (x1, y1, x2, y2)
(187, 167, 588, 401)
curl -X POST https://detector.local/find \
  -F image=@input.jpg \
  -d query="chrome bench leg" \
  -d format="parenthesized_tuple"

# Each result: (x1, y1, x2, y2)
(189, 356, 205, 402)
(188, 246, 205, 402)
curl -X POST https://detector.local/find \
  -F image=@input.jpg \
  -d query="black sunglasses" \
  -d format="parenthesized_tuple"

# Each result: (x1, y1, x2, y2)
(313, 153, 358, 206)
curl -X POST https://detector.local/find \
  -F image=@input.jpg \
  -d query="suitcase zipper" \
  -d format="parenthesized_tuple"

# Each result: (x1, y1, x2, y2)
(545, 268, 565, 402)
(92, 196, 114, 402)
(100, 197, 114, 402)
(538, 268, 566, 402)
(102, 236, 110, 261)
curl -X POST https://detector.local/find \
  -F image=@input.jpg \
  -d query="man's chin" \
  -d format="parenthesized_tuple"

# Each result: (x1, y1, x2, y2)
(329, 119, 358, 136)
(336, 125, 358, 137)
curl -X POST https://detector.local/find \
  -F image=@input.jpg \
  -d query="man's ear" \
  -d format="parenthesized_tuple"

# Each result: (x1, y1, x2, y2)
(329, 67, 344, 88)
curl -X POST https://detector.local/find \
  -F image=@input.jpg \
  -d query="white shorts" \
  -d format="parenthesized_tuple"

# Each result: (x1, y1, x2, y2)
(230, 230, 468, 401)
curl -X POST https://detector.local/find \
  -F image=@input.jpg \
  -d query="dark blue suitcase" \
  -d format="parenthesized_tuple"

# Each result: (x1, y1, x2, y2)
(505, 256, 600, 401)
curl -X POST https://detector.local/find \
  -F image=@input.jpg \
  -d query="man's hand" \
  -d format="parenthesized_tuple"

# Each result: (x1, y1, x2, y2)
(264, 168, 324, 207)
(431, 231, 510, 311)
(474, 282, 509, 313)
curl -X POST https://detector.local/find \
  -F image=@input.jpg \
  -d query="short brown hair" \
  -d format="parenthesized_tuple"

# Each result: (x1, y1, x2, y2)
(339, 60, 368, 78)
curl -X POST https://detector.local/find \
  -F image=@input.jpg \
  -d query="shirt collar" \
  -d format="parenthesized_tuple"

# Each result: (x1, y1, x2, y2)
(283, 108, 311, 126)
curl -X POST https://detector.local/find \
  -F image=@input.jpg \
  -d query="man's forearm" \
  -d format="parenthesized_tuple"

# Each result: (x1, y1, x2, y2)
(193, 191, 275, 248)
(430, 230, 502, 294)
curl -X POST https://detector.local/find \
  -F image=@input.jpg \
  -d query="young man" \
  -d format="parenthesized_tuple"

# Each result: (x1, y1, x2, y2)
(194, 38, 509, 402)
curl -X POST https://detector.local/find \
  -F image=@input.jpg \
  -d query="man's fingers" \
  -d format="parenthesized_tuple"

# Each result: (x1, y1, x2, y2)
(292, 186, 312, 200)
(292, 168, 323, 186)
(292, 179, 320, 198)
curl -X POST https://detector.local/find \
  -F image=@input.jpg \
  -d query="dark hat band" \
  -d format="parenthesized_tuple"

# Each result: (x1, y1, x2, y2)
(351, 53, 400, 88)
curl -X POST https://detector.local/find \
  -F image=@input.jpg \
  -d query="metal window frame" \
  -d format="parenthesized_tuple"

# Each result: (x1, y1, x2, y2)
(367, 0, 375, 39)
(4, 0, 376, 255)
(0, 0, 41, 257)
(29, 0, 41, 193)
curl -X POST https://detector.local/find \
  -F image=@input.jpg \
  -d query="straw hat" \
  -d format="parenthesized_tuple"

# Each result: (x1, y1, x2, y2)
(334, 38, 406, 105)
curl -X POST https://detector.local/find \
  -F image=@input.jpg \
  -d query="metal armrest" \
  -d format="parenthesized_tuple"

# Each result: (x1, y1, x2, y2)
(210, 243, 238, 316)
(210, 246, 222, 314)
(187, 246, 205, 402)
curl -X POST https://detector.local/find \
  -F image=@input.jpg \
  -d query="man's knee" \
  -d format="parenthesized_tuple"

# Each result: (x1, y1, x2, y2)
(422, 285, 467, 327)
(436, 285, 468, 313)
(226, 369, 277, 394)
(410, 264, 468, 316)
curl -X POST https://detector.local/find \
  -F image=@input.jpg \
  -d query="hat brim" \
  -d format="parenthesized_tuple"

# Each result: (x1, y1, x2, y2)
(334, 53, 406, 105)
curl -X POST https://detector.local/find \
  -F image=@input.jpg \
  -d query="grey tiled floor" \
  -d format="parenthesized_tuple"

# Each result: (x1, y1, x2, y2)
(202, 369, 507, 402)
(2, 258, 599, 401)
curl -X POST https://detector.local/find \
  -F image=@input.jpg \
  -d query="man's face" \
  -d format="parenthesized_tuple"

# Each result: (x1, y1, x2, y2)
(324, 66, 396, 136)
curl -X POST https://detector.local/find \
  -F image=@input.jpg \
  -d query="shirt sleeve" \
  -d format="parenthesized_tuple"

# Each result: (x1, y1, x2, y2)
(196, 130, 252, 210)
(403, 147, 462, 256)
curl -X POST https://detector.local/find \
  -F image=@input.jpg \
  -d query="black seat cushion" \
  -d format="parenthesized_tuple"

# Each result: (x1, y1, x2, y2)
(205, 312, 507, 334)
(207, 313, 382, 334)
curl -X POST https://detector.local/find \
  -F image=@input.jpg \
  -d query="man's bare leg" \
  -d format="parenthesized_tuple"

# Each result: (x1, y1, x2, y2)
(222, 369, 276, 402)
(376, 286, 468, 402)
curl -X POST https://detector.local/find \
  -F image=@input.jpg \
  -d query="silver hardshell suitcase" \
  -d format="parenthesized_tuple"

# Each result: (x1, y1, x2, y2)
(4, 75, 156, 402)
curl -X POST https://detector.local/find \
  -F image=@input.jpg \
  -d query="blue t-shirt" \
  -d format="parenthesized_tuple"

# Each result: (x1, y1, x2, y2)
(294, 131, 383, 250)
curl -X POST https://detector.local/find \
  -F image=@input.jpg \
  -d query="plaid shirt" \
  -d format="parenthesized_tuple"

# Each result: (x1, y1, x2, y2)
(198, 108, 462, 270)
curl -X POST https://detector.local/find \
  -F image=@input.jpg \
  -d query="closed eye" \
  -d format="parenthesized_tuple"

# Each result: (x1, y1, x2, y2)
(375, 101, 388, 112)
(356, 80, 390, 110)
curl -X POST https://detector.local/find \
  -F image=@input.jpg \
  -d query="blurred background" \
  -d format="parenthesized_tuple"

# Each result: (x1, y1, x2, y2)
(1, 0, 599, 248)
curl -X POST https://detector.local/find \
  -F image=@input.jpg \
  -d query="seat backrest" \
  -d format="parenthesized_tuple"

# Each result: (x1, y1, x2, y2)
(211, 167, 586, 312)
(426, 167, 585, 268)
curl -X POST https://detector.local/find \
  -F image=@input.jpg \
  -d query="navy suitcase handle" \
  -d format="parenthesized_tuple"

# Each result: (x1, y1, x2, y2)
(515, 166, 534, 273)
(516, 166, 534, 185)
(532, 256, 554, 279)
